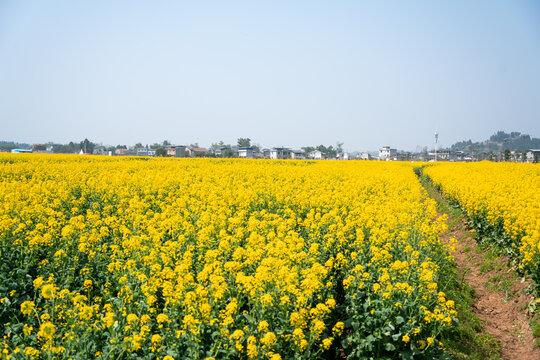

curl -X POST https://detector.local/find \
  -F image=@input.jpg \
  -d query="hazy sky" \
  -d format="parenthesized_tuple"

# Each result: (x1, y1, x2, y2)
(1, 1, 539, 151)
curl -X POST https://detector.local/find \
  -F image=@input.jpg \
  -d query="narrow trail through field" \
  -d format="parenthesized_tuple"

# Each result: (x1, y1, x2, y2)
(421, 177, 540, 360)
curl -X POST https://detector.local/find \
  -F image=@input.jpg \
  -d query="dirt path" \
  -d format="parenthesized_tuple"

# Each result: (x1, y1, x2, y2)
(424, 180, 540, 360)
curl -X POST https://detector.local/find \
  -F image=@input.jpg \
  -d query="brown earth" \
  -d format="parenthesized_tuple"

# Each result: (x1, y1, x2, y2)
(430, 190, 540, 359)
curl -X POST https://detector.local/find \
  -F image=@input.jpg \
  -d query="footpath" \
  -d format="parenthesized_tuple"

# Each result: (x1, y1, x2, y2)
(420, 175, 540, 360)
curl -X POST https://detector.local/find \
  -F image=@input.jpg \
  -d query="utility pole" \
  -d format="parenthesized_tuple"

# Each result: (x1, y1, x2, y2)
(434, 131, 439, 161)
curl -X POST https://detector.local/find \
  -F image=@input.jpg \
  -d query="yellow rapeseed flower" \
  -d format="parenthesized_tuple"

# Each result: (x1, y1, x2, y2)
(20, 301, 35, 316)
(37, 322, 55, 339)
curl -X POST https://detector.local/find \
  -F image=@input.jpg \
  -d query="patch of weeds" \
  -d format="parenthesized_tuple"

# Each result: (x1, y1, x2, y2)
(485, 275, 519, 302)
(475, 334, 503, 358)
(446, 215, 462, 232)
(461, 267, 471, 282)
(478, 246, 506, 275)
(461, 247, 472, 253)
(480, 262, 495, 275)
(464, 253, 477, 264)
(511, 322, 527, 343)
(530, 313, 540, 348)
(487, 273, 503, 286)
(476, 245, 521, 301)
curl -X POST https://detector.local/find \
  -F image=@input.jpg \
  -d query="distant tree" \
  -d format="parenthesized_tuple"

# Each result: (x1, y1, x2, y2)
(504, 148, 511, 162)
(52, 144, 67, 153)
(52, 141, 80, 153)
(490, 131, 510, 143)
(155, 147, 166, 157)
(523, 151, 528, 162)
(237, 138, 251, 147)
(162, 140, 171, 146)
(190, 143, 199, 148)
(33, 144, 47, 151)
(252, 143, 261, 153)
(336, 142, 344, 153)
(303, 146, 315, 154)
(210, 142, 220, 153)
(79, 138, 95, 154)
(0, 141, 31, 151)
(209, 141, 228, 156)
(328, 146, 337, 159)
(116, 145, 127, 149)
(320, 145, 336, 159)
(135, 142, 143, 149)
(312, 144, 336, 158)
(70, 142, 79, 153)
(535, 154, 539, 164)
(224, 147, 234, 157)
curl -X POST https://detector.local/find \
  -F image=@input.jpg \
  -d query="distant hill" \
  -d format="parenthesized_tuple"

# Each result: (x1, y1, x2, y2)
(449, 131, 540, 152)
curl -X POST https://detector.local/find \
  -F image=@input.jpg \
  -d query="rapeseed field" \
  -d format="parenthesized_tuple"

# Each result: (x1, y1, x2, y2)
(1, 155, 457, 359)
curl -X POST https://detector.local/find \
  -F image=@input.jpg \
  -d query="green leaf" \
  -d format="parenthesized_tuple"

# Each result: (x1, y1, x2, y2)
(242, 313, 253, 323)
(166, 350, 178, 357)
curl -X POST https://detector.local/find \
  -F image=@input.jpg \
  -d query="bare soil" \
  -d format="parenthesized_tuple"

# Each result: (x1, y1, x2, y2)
(431, 191, 540, 359)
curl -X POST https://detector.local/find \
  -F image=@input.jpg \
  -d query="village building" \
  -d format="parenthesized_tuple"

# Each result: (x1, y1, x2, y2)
(309, 150, 323, 160)
(166, 146, 187, 157)
(187, 147, 209, 157)
(238, 147, 254, 159)
(290, 150, 305, 160)
(379, 146, 397, 160)
(270, 147, 292, 159)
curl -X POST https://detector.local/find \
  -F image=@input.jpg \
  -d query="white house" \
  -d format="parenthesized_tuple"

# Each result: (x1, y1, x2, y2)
(309, 150, 323, 160)
(379, 146, 397, 160)
(270, 147, 292, 159)
(357, 152, 370, 160)
(238, 147, 254, 159)
(526, 149, 540, 163)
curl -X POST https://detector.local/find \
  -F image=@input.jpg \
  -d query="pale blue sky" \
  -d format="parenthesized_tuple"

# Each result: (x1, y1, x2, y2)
(1, 1, 539, 151)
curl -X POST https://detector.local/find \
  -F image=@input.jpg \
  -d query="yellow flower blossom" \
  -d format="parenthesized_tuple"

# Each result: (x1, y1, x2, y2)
(41, 284, 56, 299)
(20, 301, 35, 316)
(37, 322, 55, 339)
